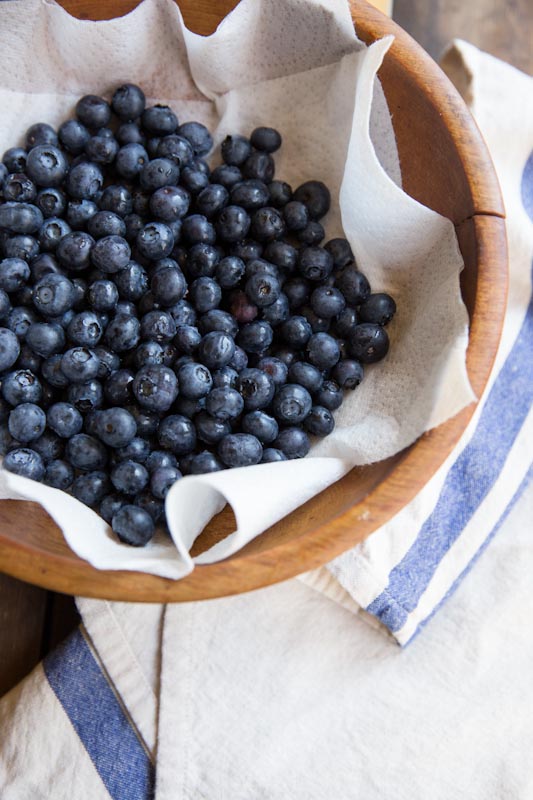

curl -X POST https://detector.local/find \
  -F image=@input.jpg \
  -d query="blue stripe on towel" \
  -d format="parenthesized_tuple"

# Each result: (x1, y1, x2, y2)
(367, 151, 533, 634)
(43, 628, 155, 800)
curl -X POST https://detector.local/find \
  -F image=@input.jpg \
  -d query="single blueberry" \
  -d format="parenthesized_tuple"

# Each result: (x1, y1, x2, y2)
(58, 119, 91, 154)
(113, 436, 152, 465)
(45, 459, 74, 490)
(156, 134, 194, 167)
(181, 214, 216, 246)
(76, 94, 112, 129)
(60, 346, 100, 383)
(205, 386, 244, 421)
(57, 231, 95, 272)
(26, 321, 65, 357)
(103, 369, 134, 407)
(348, 323, 389, 363)
(66, 433, 107, 471)
(358, 293, 397, 326)
(38, 217, 72, 252)
(310, 286, 346, 319)
(8, 402, 46, 443)
(334, 268, 370, 306)
(112, 83, 146, 121)
(221, 134, 252, 166)
(116, 123, 146, 146)
(195, 411, 231, 445)
(88, 280, 119, 313)
(25, 122, 58, 149)
(236, 320, 273, 354)
(215, 256, 245, 289)
(189, 277, 221, 313)
(67, 379, 104, 414)
(139, 157, 179, 191)
(331, 359, 364, 389)
(241, 410, 278, 444)
(197, 310, 238, 338)
(68, 310, 104, 347)
(298, 247, 334, 282)
(132, 364, 179, 412)
(47, 402, 83, 438)
(150, 466, 182, 499)
(304, 405, 335, 437)
(99, 493, 128, 524)
(217, 432, 263, 468)
(7, 307, 37, 341)
(242, 151, 275, 183)
(3, 447, 45, 481)
(176, 361, 213, 399)
(72, 471, 110, 507)
(261, 447, 287, 463)
(136, 222, 174, 261)
(0, 327, 20, 371)
(104, 313, 140, 352)
(3, 172, 37, 203)
(293, 180, 330, 220)
(287, 362, 323, 394)
(186, 243, 220, 278)
(87, 211, 127, 240)
(140, 310, 176, 343)
(315, 379, 343, 411)
(112, 505, 154, 546)
(66, 199, 99, 230)
(189, 451, 223, 474)
(99, 185, 132, 218)
(25, 145, 69, 187)
(110, 459, 149, 495)
(145, 450, 178, 473)
(236, 368, 275, 411)
(210, 164, 242, 189)
(267, 180, 292, 208)
(157, 414, 196, 455)
(66, 161, 104, 200)
(0, 203, 43, 235)
(306, 332, 340, 370)
(177, 122, 213, 157)
(272, 384, 312, 425)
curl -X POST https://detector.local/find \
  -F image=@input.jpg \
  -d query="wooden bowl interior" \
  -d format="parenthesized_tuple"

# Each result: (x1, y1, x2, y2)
(0, 0, 507, 600)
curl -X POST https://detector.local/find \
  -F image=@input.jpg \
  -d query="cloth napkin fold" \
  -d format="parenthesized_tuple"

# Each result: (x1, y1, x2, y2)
(1, 35, 533, 800)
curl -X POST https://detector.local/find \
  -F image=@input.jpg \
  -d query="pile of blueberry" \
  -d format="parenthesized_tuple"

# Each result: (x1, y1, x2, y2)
(0, 84, 396, 546)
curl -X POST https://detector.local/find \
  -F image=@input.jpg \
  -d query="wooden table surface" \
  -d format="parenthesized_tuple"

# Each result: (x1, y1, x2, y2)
(0, 0, 532, 699)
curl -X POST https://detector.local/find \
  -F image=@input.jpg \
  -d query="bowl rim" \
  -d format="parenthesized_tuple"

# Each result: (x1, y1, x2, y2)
(0, 0, 508, 601)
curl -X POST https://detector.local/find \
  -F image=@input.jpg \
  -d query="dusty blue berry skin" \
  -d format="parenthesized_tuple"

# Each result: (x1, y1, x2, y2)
(189, 451, 223, 474)
(195, 412, 231, 445)
(261, 447, 287, 463)
(334, 268, 370, 306)
(215, 205, 251, 243)
(205, 387, 244, 421)
(72, 471, 110, 507)
(65, 433, 107, 471)
(67, 311, 104, 347)
(286, 362, 322, 395)
(44, 459, 74, 490)
(3, 447, 45, 481)
(112, 505, 154, 546)
(298, 246, 334, 282)
(134, 492, 164, 523)
(113, 436, 151, 464)
(32, 274, 75, 319)
(197, 331, 235, 370)
(103, 369, 134, 406)
(140, 310, 176, 343)
(304, 405, 335, 437)
(177, 121, 213, 157)
(59, 119, 90, 154)
(273, 426, 310, 459)
(272, 383, 312, 425)
(0, 202, 43, 235)
(2, 369, 42, 406)
(280, 316, 312, 349)
(181, 214, 216, 246)
(26, 321, 65, 357)
(236, 368, 275, 411)
(99, 493, 128, 524)
(36, 188, 67, 219)
(243, 151, 275, 183)
(25, 144, 68, 187)
(47, 402, 83, 438)
(26, 122, 58, 148)
(256, 357, 288, 386)
(8, 402, 46, 442)
(306, 332, 340, 370)
(38, 217, 72, 252)
(91, 235, 131, 274)
(0, 258, 30, 294)
(0, 328, 20, 371)
(67, 379, 104, 414)
(358, 293, 396, 326)
(217, 432, 263, 468)
(348, 323, 389, 363)
(76, 94, 111, 130)
(112, 83, 146, 120)
(145, 450, 178, 473)
(66, 161, 104, 200)
(293, 180, 330, 220)
(325, 237, 354, 269)
(331, 359, 364, 389)
(241, 410, 278, 444)
(3, 173, 37, 203)
(211, 164, 242, 189)
(221, 134, 251, 166)
(250, 126, 282, 153)
(88, 280, 119, 313)
(104, 313, 140, 352)
(132, 364, 179, 412)
(110, 459, 149, 495)
(57, 231, 95, 272)
(236, 320, 273, 354)
(150, 466, 181, 499)
(198, 310, 238, 338)
(5, 234, 39, 263)
(310, 286, 346, 319)
(94, 407, 137, 448)
(87, 211, 127, 240)
(136, 222, 174, 260)
(158, 414, 196, 455)
(176, 361, 213, 399)
(189, 277, 221, 313)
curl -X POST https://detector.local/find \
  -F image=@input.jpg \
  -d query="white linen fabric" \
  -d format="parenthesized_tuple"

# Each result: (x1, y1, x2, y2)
(0, 0, 474, 578)
(1, 33, 533, 800)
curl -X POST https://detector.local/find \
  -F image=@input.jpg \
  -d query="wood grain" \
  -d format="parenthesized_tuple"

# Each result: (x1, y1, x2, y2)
(0, 575, 47, 696)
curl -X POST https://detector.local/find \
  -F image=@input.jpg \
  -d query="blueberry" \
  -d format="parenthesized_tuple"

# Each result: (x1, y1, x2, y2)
(273, 427, 310, 459)
(26, 321, 65, 357)
(168, 299, 197, 328)
(124, 213, 144, 243)
(132, 364, 178, 412)
(148, 188, 188, 227)
(298, 247, 333, 282)
(102, 369, 134, 407)
(197, 309, 238, 337)
(293, 180, 330, 220)
(68, 379, 104, 413)
(256, 356, 288, 386)
(110, 459, 148, 495)
(132, 340, 165, 369)
(242, 151, 275, 183)
(266, 181, 291, 209)
(241, 410, 278, 444)
(68, 310, 104, 347)
(104, 313, 140, 352)
(87, 211, 127, 240)
(181, 214, 216, 245)
(177, 122, 213, 157)
(44, 459, 74, 490)
(66, 199, 99, 230)
(66, 433, 107, 471)
(3, 172, 37, 203)
(300, 305, 329, 333)
(91, 346, 119, 380)
(228, 345, 248, 372)
(40, 356, 67, 390)
(58, 346, 98, 383)
(57, 231, 95, 272)
(306, 332, 340, 370)
(146, 450, 178, 473)
(113, 436, 151, 464)
(310, 286, 346, 319)
(245, 272, 281, 308)
(25, 122, 58, 149)
(210, 164, 242, 189)
(331, 359, 364, 389)
(114, 262, 148, 303)
(286, 362, 322, 394)
(195, 184, 228, 219)
(32, 273, 75, 319)
(348, 323, 389, 363)
(72, 471, 110, 507)
(4, 235, 39, 263)
(280, 315, 312, 349)
(139, 158, 180, 191)
(87, 280, 118, 313)
(173, 395, 205, 418)
(0, 204, 42, 238)
(47, 402, 83, 438)
(99, 184, 132, 217)
(3, 447, 45, 481)
(66, 161, 104, 200)
(180, 164, 210, 195)
(112, 505, 154, 546)
(334, 268, 370, 306)
(217, 432, 262, 467)
(197, 331, 235, 370)
(195, 411, 231, 445)
(315, 379, 343, 411)
(16, 344, 41, 374)
(230, 179, 270, 211)
(173, 325, 201, 356)
(0, 290, 10, 323)
(261, 447, 287, 463)
(189, 277, 221, 313)
(25, 145, 69, 187)
(38, 217, 72, 252)
(236, 368, 275, 411)
(58, 119, 91, 154)
(272, 383, 312, 425)
(136, 222, 174, 260)
(100, 493, 128, 524)
(205, 387, 244, 421)
(124, 406, 158, 439)
(323, 238, 354, 270)
(189, 451, 223, 474)
(116, 123, 146, 146)
(8, 402, 46, 442)
(358, 293, 396, 326)
(176, 361, 213, 399)
(236, 320, 273, 353)
(89, 235, 130, 275)
(7, 307, 37, 341)
(262, 243, 295, 275)
(36, 188, 67, 220)
(150, 466, 181, 499)
(211, 366, 239, 389)
(304, 405, 335, 436)
(334, 306, 358, 339)
(0, 327, 20, 371)
(283, 277, 310, 311)
(185, 244, 218, 280)
(215, 256, 245, 289)
(112, 83, 146, 120)
(133, 492, 164, 523)
(156, 134, 194, 168)
(249, 206, 284, 242)
(138, 310, 175, 343)
(158, 414, 196, 455)
(249, 126, 281, 153)
(76, 95, 112, 129)
(221, 134, 252, 166)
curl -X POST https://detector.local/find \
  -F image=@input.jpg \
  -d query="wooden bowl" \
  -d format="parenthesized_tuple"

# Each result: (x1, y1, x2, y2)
(0, 0, 507, 601)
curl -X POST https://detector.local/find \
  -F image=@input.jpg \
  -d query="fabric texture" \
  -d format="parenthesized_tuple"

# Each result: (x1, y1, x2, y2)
(1, 36, 533, 800)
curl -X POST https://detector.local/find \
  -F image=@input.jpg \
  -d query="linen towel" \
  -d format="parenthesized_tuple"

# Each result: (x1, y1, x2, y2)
(2, 36, 533, 800)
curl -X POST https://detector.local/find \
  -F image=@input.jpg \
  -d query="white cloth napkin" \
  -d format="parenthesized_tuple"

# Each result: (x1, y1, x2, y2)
(0, 0, 474, 577)
(1, 39, 533, 800)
